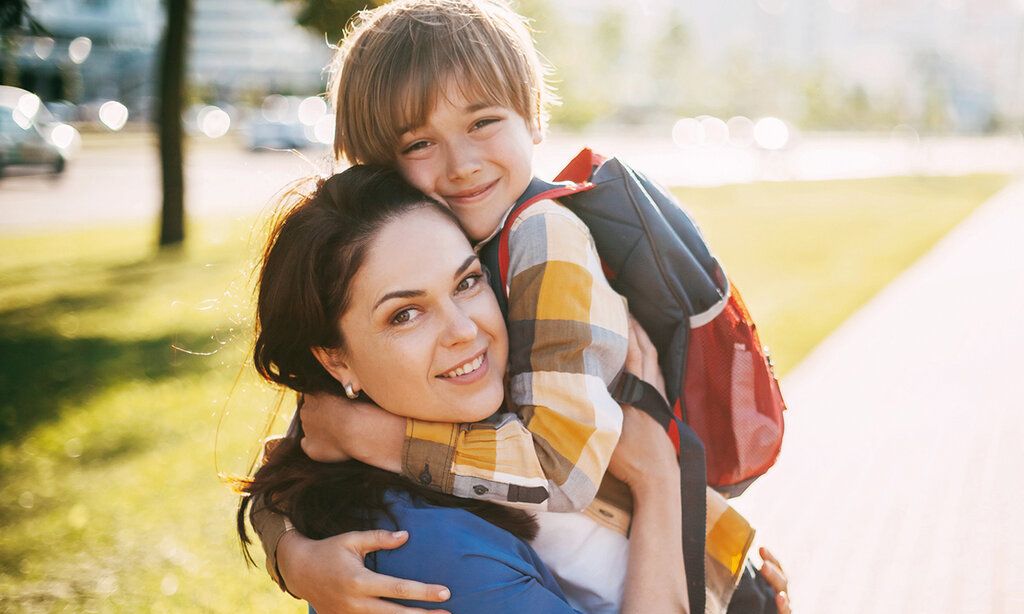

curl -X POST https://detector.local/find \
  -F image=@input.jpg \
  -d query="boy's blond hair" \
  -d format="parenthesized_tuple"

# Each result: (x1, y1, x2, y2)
(328, 0, 554, 165)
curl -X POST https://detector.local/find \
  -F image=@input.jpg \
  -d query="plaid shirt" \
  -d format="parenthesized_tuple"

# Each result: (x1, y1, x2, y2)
(402, 201, 630, 511)
(251, 201, 753, 608)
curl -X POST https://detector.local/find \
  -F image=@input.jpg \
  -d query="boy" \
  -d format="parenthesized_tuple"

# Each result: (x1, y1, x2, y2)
(251, 1, 767, 612)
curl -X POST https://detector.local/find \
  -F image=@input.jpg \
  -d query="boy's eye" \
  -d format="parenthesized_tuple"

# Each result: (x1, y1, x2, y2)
(472, 118, 500, 131)
(401, 140, 430, 154)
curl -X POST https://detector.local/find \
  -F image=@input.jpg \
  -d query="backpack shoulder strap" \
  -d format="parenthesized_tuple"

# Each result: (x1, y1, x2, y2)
(480, 177, 595, 314)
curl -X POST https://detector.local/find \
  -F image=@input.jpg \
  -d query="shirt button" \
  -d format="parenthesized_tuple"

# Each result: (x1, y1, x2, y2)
(418, 465, 432, 485)
(473, 485, 489, 495)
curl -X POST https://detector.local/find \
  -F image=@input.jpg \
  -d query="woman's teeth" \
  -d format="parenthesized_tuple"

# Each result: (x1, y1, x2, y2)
(442, 355, 484, 378)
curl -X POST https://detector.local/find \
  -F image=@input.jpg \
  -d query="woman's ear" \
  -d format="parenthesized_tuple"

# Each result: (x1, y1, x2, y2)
(311, 346, 361, 393)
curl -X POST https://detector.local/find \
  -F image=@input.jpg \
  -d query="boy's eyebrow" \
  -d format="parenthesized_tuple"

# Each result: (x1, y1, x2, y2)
(396, 102, 499, 136)
(373, 255, 478, 311)
(463, 102, 495, 113)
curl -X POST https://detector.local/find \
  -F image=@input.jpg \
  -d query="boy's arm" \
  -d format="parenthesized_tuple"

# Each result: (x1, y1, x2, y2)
(404, 203, 628, 511)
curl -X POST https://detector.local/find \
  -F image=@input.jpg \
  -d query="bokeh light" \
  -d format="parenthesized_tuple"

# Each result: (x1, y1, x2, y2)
(16, 93, 40, 120)
(672, 117, 705, 148)
(727, 116, 755, 147)
(698, 115, 729, 147)
(297, 96, 327, 126)
(313, 115, 335, 145)
(261, 94, 289, 123)
(69, 37, 93, 64)
(753, 117, 790, 150)
(33, 37, 54, 60)
(50, 123, 81, 151)
(198, 106, 231, 138)
(98, 101, 129, 131)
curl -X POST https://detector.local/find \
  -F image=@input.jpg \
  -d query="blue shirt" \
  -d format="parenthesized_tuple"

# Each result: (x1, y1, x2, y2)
(365, 490, 582, 613)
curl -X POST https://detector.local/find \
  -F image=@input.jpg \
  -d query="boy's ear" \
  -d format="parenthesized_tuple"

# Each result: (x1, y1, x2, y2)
(311, 346, 361, 393)
(531, 121, 543, 145)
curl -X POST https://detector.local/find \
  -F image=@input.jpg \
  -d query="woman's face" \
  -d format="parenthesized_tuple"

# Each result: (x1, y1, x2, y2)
(325, 206, 508, 423)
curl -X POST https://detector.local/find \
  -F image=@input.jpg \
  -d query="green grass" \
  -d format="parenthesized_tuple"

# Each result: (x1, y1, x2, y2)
(672, 175, 1011, 374)
(0, 174, 1010, 612)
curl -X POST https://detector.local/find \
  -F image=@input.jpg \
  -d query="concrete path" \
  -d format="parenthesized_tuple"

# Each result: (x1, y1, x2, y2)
(731, 178, 1024, 613)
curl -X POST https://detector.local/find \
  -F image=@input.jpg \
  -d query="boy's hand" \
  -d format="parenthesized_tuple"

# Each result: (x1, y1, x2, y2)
(624, 314, 666, 399)
(608, 404, 679, 490)
(758, 547, 791, 614)
(278, 529, 451, 614)
(300, 391, 404, 473)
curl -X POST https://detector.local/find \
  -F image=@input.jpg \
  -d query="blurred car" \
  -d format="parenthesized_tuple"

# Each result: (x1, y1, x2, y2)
(246, 116, 313, 151)
(245, 94, 320, 151)
(0, 86, 77, 177)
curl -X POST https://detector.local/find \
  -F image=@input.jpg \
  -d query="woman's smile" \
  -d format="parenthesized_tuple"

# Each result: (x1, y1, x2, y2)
(437, 351, 489, 383)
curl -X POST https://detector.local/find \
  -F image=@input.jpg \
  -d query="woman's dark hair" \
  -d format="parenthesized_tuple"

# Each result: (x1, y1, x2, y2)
(238, 166, 536, 566)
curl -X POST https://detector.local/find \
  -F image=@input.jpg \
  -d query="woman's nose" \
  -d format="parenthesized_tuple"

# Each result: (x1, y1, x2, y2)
(441, 302, 479, 346)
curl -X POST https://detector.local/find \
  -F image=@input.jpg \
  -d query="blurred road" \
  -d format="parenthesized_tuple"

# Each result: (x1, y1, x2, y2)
(731, 178, 1024, 613)
(2, 131, 1023, 234)
(0, 137, 327, 234)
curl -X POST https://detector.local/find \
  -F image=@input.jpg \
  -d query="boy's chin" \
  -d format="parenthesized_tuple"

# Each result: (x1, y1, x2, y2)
(456, 211, 506, 242)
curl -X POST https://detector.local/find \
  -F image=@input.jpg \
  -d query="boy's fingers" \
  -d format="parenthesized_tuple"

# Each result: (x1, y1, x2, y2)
(759, 546, 784, 572)
(759, 560, 787, 594)
(775, 590, 791, 614)
(624, 318, 643, 375)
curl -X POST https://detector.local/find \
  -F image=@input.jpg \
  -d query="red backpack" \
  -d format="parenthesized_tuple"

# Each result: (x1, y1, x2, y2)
(482, 148, 786, 496)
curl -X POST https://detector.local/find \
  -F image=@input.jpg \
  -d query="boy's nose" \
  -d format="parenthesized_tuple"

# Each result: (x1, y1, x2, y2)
(446, 142, 482, 181)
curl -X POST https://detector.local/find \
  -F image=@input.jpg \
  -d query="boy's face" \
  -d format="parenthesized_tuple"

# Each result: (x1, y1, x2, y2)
(394, 85, 542, 242)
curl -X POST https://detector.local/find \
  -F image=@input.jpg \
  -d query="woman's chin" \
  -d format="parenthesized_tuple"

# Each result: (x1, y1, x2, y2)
(425, 391, 505, 423)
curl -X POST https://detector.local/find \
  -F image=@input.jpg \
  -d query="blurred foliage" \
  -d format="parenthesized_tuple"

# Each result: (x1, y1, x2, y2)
(276, 0, 389, 44)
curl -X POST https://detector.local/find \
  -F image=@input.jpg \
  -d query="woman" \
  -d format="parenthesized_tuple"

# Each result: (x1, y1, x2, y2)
(238, 165, 690, 612)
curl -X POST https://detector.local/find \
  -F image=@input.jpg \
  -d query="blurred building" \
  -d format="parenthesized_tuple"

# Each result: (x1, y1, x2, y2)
(16, 0, 330, 119)
(189, 0, 331, 99)
(551, 0, 1024, 132)
(28, 0, 163, 115)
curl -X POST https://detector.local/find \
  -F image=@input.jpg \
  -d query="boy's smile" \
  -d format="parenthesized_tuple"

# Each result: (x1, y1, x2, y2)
(394, 85, 542, 241)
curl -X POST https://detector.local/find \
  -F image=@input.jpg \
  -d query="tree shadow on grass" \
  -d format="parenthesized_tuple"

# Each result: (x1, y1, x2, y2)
(0, 325, 217, 444)
(0, 252, 237, 444)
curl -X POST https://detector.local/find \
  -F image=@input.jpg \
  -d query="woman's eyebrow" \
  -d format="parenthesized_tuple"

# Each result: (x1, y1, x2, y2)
(453, 255, 477, 279)
(374, 289, 424, 311)
(372, 256, 475, 311)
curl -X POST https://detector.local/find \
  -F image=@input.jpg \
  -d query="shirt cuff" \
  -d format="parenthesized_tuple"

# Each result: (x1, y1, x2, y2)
(249, 497, 298, 598)
(402, 418, 459, 494)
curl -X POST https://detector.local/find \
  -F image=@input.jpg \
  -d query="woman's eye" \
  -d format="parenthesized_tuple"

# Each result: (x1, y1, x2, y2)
(391, 307, 420, 325)
(456, 273, 483, 293)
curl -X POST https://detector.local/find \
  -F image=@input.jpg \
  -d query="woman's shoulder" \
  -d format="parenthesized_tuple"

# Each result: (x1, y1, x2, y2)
(375, 490, 535, 563)
(370, 491, 577, 612)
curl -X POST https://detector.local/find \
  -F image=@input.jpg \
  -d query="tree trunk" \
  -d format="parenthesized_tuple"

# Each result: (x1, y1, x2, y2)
(157, 0, 189, 248)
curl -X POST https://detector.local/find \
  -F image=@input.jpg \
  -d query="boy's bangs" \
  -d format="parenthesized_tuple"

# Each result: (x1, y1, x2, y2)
(385, 36, 524, 145)
(391, 53, 516, 140)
